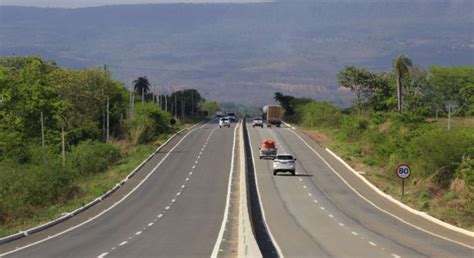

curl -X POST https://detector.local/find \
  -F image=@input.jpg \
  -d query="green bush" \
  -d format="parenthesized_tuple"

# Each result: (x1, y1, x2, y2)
(338, 115, 368, 141)
(128, 103, 172, 144)
(295, 101, 341, 128)
(68, 140, 121, 176)
(407, 128, 474, 188)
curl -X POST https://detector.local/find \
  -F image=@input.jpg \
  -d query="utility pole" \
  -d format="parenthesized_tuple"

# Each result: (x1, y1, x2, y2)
(181, 94, 185, 121)
(61, 125, 66, 167)
(191, 91, 194, 117)
(174, 91, 178, 118)
(40, 111, 46, 165)
(448, 104, 452, 131)
(106, 96, 110, 141)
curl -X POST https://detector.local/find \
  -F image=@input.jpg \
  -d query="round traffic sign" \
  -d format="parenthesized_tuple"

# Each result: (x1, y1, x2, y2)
(396, 164, 411, 179)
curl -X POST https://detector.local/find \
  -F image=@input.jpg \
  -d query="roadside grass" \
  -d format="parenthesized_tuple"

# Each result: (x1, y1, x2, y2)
(300, 118, 474, 231)
(0, 128, 186, 238)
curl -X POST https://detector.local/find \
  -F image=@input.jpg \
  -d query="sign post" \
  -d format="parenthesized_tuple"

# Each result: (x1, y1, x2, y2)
(396, 164, 411, 198)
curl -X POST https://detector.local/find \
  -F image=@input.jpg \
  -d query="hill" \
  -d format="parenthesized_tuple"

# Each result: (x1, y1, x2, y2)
(0, 1, 473, 105)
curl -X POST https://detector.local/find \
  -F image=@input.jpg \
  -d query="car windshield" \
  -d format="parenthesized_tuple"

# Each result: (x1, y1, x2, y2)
(277, 155, 293, 160)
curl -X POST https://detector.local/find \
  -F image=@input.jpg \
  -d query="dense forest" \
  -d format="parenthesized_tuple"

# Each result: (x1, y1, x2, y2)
(274, 58, 474, 229)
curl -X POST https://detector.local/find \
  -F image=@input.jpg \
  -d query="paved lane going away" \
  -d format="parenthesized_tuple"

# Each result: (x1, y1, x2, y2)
(247, 123, 473, 258)
(1, 122, 238, 258)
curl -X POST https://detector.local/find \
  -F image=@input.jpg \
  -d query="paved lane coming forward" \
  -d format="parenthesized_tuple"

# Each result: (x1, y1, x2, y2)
(247, 123, 473, 258)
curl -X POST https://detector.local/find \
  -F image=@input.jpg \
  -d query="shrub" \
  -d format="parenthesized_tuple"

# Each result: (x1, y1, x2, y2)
(127, 103, 172, 144)
(68, 140, 121, 176)
(407, 128, 474, 188)
(296, 101, 341, 128)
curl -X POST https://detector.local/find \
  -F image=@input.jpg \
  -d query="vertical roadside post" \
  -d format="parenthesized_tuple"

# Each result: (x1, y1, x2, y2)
(396, 164, 411, 198)
(61, 125, 66, 167)
(40, 111, 46, 165)
(106, 96, 110, 142)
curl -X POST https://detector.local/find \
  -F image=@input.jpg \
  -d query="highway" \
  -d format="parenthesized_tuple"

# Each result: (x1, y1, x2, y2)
(246, 122, 473, 258)
(0, 122, 238, 257)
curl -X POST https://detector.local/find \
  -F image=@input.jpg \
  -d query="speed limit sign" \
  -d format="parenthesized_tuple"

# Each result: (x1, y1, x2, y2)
(396, 164, 411, 179)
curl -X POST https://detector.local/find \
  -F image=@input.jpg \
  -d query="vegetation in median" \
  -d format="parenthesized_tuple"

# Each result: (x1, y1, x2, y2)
(0, 56, 211, 237)
(274, 58, 473, 230)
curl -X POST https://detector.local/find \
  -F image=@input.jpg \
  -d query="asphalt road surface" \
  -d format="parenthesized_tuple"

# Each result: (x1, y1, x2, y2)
(1, 122, 237, 258)
(247, 123, 473, 258)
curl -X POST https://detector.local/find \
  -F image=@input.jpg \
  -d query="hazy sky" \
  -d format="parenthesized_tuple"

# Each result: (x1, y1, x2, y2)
(0, 0, 272, 8)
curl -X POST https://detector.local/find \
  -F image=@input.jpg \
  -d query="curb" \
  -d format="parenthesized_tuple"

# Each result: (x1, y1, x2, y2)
(238, 121, 262, 258)
(282, 121, 474, 240)
(325, 148, 474, 238)
(0, 125, 197, 245)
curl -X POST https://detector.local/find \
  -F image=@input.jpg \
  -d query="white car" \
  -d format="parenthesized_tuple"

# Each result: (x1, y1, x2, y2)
(219, 117, 230, 128)
(272, 154, 296, 175)
(252, 118, 263, 127)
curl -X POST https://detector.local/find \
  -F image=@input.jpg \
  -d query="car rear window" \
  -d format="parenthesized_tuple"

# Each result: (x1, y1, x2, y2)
(277, 155, 293, 160)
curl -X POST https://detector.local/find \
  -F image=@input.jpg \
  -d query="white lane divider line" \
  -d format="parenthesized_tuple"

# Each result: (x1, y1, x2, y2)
(181, 184, 186, 188)
(119, 241, 127, 246)
(338, 223, 345, 227)
(308, 193, 312, 197)
(329, 214, 334, 218)
(299, 178, 303, 182)
(313, 200, 318, 203)
(369, 241, 377, 246)
(352, 231, 358, 236)
(98, 252, 109, 258)
(148, 222, 154, 226)
(171, 199, 176, 203)
(391, 254, 401, 258)
(320, 207, 325, 210)
(189, 172, 193, 175)
(185, 177, 189, 181)
(176, 192, 181, 196)
(165, 206, 170, 210)
(158, 214, 163, 218)
(303, 185, 307, 189)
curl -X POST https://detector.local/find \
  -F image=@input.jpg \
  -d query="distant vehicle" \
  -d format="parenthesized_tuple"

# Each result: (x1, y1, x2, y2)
(215, 111, 223, 118)
(219, 117, 230, 128)
(227, 112, 237, 122)
(263, 105, 282, 127)
(259, 139, 277, 159)
(273, 154, 296, 176)
(252, 117, 263, 127)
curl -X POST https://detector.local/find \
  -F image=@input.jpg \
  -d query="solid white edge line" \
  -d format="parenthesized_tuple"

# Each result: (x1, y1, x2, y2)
(210, 121, 240, 258)
(283, 123, 474, 250)
(324, 147, 474, 238)
(0, 124, 201, 257)
(248, 123, 284, 257)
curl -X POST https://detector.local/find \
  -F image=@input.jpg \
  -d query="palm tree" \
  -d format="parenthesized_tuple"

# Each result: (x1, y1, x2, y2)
(133, 76, 151, 102)
(393, 54, 413, 112)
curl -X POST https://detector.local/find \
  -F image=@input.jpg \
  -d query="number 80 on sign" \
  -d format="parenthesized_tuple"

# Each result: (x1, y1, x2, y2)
(396, 164, 411, 179)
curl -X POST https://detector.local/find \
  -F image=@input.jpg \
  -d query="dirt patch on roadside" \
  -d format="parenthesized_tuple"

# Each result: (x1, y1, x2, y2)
(304, 130, 331, 145)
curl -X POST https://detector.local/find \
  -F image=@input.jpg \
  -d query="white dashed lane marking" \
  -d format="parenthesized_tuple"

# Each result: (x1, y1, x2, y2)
(352, 231, 358, 236)
(119, 241, 127, 246)
(148, 222, 154, 226)
(98, 252, 108, 258)
(369, 241, 377, 246)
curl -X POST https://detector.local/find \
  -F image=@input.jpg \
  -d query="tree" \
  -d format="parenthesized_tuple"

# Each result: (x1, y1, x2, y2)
(393, 54, 413, 112)
(133, 76, 150, 102)
(274, 92, 295, 116)
(337, 66, 376, 114)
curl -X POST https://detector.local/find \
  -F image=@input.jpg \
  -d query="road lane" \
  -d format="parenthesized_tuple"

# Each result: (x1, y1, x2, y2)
(247, 123, 473, 258)
(2, 121, 237, 258)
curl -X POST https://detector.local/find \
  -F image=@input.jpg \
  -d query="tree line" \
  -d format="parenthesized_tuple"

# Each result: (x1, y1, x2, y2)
(0, 56, 212, 227)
